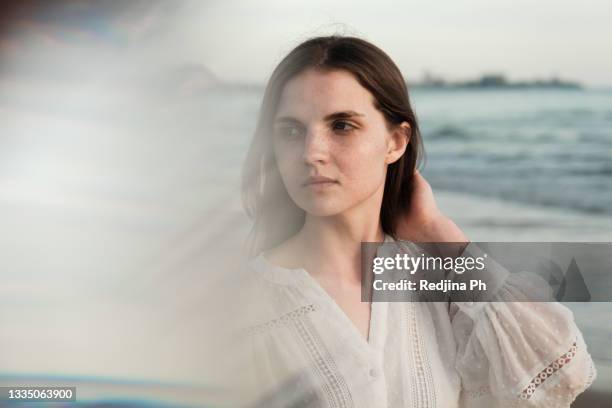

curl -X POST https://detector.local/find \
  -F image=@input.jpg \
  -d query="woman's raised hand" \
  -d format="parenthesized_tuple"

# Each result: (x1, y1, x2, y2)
(396, 170, 469, 244)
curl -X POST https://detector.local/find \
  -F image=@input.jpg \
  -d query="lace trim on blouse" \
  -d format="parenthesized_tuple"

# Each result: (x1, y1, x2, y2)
(585, 357, 597, 389)
(465, 338, 584, 401)
(519, 340, 578, 400)
(243, 303, 354, 407)
(406, 304, 436, 407)
(294, 312, 354, 407)
(243, 304, 316, 336)
(464, 384, 491, 399)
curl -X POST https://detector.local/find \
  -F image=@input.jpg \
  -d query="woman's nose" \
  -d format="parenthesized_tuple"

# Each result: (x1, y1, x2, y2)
(302, 127, 329, 164)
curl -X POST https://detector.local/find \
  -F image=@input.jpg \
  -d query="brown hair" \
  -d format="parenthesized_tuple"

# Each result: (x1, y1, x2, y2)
(241, 35, 424, 254)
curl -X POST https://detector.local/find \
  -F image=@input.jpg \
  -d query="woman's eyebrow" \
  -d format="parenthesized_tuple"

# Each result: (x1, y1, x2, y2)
(274, 110, 365, 124)
(323, 110, 365, 121)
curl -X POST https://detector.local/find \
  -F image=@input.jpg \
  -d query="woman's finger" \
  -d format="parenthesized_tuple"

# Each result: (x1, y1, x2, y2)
(409, 169, 438, 215)
(412, 169, 432, 195)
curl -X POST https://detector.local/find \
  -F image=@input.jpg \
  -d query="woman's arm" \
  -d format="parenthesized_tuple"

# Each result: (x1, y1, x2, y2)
(396, 171, 597, 406)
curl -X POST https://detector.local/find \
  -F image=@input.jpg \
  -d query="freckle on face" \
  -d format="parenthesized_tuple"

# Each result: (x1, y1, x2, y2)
(273, 68, 392, 217)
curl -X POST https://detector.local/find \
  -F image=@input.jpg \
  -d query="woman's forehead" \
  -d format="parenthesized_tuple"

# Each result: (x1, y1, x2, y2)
(275, 68, 377, 120)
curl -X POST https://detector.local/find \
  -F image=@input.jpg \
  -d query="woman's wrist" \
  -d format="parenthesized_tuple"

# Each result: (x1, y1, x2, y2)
(427, 214, 469, 243)
(398, 212, 469, 244)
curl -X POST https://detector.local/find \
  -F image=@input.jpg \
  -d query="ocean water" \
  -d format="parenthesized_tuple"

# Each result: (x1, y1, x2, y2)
(411, 88, 612, 215)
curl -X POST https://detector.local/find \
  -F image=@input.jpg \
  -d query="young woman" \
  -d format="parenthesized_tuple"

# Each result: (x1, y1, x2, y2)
(239, 35, 596, 407)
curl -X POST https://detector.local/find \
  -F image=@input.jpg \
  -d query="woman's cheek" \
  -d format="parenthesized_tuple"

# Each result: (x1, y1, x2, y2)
(343, 144, 387, 183)
(341, 157, 385, 197)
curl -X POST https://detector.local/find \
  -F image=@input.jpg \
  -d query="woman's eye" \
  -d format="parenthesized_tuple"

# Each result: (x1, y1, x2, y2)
(332, 121, 355, 133)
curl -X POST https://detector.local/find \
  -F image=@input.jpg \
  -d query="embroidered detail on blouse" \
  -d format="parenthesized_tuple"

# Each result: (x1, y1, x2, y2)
(293, 316, 354, 408)
(585, 357, 597, 389)
(243, 304, 316, 336)
(407, 303, 436, 408)
(519, 340, 578, 400)
(464, 384, 491, 399)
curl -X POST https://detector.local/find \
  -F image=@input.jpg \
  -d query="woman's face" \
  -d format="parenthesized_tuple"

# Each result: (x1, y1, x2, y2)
(272, 68, 407, 217)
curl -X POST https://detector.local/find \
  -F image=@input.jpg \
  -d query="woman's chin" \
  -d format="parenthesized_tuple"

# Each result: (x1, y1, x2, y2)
(299, 202, 345, 217)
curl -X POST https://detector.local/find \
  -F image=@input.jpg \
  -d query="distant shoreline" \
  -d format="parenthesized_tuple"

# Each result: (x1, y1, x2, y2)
(411, 73, 582, 90)
(411, 84, 582, 90)
(200, 82, 612, 92)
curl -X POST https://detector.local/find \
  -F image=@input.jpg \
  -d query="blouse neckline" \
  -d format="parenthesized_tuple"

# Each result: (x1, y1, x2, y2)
(251, 233, 395, 286)
(249, 234, 395, 349)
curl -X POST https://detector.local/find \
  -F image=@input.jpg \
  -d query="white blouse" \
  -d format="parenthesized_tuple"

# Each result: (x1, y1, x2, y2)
(236, 236, 597, 408)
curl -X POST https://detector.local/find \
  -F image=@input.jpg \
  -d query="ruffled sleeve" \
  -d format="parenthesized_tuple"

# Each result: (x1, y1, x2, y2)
(449, 242, 597, 407)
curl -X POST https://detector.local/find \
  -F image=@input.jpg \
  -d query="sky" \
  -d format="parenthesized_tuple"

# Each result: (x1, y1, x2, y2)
(0, 0, 612, 87)
(189, 0, 612, 87)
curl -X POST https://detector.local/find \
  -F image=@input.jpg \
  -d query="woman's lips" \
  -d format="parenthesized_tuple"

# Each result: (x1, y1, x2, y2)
(302, 176, 338, 187)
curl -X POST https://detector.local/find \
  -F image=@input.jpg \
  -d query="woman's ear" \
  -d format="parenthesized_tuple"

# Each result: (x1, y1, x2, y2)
(385, 121, 411, 164)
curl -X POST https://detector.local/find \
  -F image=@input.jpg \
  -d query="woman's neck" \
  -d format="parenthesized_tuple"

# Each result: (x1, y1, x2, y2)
(265, 183, 387, 284)
(292, 213, 384, 285)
